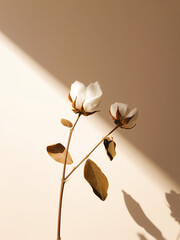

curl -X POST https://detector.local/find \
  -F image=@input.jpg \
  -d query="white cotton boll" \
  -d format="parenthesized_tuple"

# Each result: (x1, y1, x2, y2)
(69, 80, 103, 115)
(83, 95, 102, 112)
(85, 82, 102, 100)
(110, 103, 119, 118)
(126, 107, 138, 118)
(110, 102, 128, 118)
(109, 102, 138, 129)
(70, 81, 86, 109)
(83, 82, 102, 112)
(117, 103, 129, 117)
(70, 81, 85, 102)
(125, 108, 138, 128)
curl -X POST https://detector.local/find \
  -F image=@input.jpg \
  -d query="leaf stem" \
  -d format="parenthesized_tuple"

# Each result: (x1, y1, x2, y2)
(65, 124, 119, 181)
(57, 113, 81, 240)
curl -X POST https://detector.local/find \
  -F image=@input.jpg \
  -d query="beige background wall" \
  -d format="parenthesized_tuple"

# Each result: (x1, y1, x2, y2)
(0, 0, 179, 183)
(0, 1, 180, 240)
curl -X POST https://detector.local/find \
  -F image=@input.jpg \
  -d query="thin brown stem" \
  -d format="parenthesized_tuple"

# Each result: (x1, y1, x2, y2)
(57, 114, 81, 240)
(65, 124, 119, 180)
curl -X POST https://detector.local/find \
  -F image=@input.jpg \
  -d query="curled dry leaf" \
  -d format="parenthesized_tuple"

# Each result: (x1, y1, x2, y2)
(61, 118, 73, 128)
(47, 143, 73, 164)
(103, 137, 116, 160)
(84, 159, 109, 201)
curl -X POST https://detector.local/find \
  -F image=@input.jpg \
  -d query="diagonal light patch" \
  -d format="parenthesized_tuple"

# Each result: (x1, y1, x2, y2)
(0, 31, 179, 240)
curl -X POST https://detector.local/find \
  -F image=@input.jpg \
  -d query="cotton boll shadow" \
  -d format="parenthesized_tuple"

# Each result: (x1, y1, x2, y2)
(137, 233, 149, 240)
(122, 191, 166, 240)
(165, 190, 180, 225)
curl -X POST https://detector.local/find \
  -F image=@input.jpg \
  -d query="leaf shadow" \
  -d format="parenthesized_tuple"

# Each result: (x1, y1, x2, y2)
(122, 190, 166, 240)
(137, 233, 149, 240)
(165, 190, 180, 225)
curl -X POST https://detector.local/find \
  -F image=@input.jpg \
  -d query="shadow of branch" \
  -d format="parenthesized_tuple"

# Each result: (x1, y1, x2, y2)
(122, 190, 166, 240)
(137, 233, 149, 240)
(165, 190, 180, 225)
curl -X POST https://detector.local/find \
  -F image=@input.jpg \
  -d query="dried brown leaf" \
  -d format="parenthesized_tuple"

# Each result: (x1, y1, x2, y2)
(61, 118, 73, 128)
(46, 143, 73, 164)
(103, 137, 116, 160)
(84, 159, 109, 201)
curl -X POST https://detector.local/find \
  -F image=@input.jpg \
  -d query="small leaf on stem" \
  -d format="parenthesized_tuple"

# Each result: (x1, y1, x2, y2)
(47, 143, 73, 164)
(61, 118, 73, 128)
(84, 159, 109, 201)
(103, 137, 116, 161)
